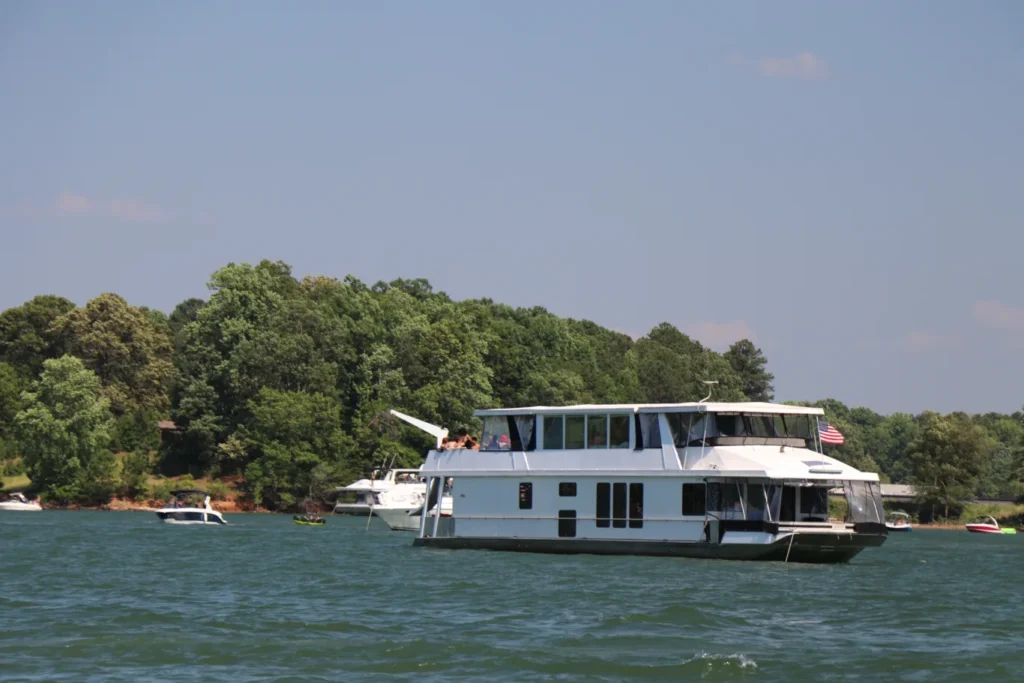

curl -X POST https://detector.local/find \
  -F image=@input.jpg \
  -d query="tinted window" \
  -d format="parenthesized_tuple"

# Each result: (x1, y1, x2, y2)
(612, 483, 627, 528)
(543, 415, 564, 450)
(667, 413, 688, 447)
(638, 413, 661, 449)
(596, 482, 610, 528)
(716, 414, 741, 436)
(628, 483, 644, 528)
(559, 482, 577, 497)
(558, 510, 577, 538)
(682, 483, 706, 516)
(518, 483, 532, 510)
(565, 416, 586, 449)
(609, 415, 630, 448)
(481, 416, 512, 451)
(587, 414, 608, 449)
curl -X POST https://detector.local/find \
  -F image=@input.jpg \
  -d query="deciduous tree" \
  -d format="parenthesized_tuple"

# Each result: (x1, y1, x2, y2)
(14, 356, 114, 503)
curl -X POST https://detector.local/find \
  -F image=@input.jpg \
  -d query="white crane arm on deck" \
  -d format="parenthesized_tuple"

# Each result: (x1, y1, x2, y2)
(389, 409, 449, 449)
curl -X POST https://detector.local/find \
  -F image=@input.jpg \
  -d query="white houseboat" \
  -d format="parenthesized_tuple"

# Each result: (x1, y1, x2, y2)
(413, 401, 887, 563)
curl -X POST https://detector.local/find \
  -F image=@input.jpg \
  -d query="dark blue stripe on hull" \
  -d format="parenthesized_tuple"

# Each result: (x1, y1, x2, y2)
(413, 533, 886, 564)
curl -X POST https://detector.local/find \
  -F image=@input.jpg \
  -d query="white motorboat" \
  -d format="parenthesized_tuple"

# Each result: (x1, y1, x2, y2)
(155, 489, 226, 525)
(411, 398, 890, 563)
(374, 486, 454, 531)
(0, 492, 42, 511)
(333, 468, 424, 515)
(885, 510, 912, 532)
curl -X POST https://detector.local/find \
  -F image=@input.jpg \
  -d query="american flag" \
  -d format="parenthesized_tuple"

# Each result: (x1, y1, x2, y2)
(818, 420, 845, 445)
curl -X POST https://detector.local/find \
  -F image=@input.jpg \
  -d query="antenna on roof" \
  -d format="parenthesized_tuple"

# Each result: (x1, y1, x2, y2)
(698, 380, 718, 404)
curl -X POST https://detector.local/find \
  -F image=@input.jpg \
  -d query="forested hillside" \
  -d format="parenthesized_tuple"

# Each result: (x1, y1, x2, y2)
(1, 260, 1021, 514)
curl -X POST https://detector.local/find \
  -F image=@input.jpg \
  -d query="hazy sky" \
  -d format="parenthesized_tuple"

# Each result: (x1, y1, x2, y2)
(2, 1, 1022, 415)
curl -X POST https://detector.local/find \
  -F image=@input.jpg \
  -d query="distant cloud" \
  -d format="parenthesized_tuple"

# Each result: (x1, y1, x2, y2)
(55, 191, 93, 215)
(972, 300, 1024, 332)
(728, 52, 829, 80)
(22, 191, 172, 223)
(686, 321, 754, 350)
(109, 198, 168, 222)
(904, 331, 959, 351)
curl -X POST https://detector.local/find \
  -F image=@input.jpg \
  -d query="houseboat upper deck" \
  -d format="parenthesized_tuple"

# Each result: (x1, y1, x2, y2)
(412, 401, 887, 563)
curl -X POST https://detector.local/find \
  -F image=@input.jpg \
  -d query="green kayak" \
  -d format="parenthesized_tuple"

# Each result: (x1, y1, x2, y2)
(293, 515, 326, 526)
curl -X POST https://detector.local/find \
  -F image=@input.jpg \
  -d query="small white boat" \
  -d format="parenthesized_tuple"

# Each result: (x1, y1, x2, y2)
(885, 511, 912, 532)
(0, 492, 42, 511)
(333, 468, 426, 515)
(374, 490, 454, 532)
(155, 489, 226, 525)
(964, 515, 1013, 535)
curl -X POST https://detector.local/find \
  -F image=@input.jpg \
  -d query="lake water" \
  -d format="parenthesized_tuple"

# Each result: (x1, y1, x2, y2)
(2, 512, 1022, 681)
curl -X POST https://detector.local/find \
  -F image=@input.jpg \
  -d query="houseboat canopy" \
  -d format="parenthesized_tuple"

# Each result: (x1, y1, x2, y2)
(475, 402, 825, 417)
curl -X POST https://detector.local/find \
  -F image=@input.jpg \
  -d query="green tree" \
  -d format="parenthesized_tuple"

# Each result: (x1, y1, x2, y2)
(631, 324, 745, 403)
(242, 388, 353, 509)
(907, 411, 991, 518)
(0, 362, 23, 437)
(14, 355, 114, 503)
(0, 295, 76, 379)
(119, 450, 152, 500)
(724, 339, 775, 401)
(52, 293, 173, 415)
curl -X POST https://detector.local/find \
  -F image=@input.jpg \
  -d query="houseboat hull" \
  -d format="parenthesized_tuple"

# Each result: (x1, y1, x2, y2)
(414, 530, 886, 564)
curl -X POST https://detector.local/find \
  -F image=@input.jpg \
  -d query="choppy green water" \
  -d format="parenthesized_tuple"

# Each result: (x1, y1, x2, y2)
(2, 512, 1023, 681)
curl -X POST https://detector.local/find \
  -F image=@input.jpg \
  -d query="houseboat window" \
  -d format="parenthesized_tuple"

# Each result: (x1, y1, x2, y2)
(543, 415, 564, 450)
(706, 483, 722, 512)
(844, 480, 883, 524)
(559, 482, 577, 497)
(610, 415, 630, 448)
(518, 483, 533, 510)
(514, 415, 536, 451)
(779, 486, 796, 522)
(745, 415, 775, 437)
(681, 483, 706, 516)
(721, 482, 745, 520)
(587, 414, 608, 449)
(746, 483, 767, 521)
(667, 413, 686, 447)
(799, 486, 829, 521)
(612, 482, 627, 528)
(481, 416, 512, 451)
(565, 415, 586, 449)
(596, 482, 611, 527)
(628, 483, 644, 528)
(716, 414, 742, 437)
(558, 510, 577, 538)
(689, 412, 816, 447)
(637, 413, 661, 449)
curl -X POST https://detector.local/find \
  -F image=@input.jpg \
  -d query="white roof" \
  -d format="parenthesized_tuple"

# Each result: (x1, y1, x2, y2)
(475, 402, 824, 417)
(685, 445, 876, 481)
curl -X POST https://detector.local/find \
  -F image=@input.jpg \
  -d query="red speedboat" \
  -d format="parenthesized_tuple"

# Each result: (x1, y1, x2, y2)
(965, 515, 1010, 534)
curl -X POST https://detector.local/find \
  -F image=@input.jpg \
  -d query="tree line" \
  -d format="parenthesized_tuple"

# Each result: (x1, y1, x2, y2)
(0, 259, 1019, 515)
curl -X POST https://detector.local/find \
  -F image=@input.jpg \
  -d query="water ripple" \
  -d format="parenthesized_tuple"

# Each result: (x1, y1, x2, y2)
(1, 511, 1023, 681)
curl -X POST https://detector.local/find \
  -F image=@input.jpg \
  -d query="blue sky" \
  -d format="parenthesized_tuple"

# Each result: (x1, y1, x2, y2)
(2, 1, 1023, 415)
